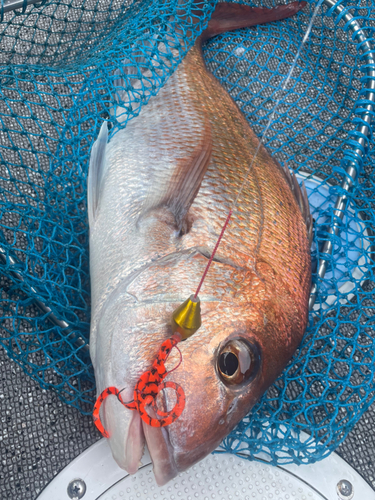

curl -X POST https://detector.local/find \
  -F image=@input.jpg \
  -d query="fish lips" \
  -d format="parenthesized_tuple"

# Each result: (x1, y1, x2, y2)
(141, 401, 225, 486)
(107, 372, 231, 484)
(143, 419, 226, 486)
(140, 348, 258, 486)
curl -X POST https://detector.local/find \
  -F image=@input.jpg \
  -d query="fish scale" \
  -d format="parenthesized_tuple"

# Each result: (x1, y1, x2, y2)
(88, 1, 311, 486)
(176, 43, 310, 314)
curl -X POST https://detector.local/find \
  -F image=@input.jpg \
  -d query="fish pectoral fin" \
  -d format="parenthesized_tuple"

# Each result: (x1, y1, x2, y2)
(87, 121, 108, 223)
(141, 118, 212, 231)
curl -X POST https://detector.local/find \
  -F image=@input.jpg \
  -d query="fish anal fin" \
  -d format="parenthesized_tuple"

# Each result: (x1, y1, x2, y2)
(88, 121, 108, 224)
(202, 1, 307, 42)
(142, 119, 212, 232)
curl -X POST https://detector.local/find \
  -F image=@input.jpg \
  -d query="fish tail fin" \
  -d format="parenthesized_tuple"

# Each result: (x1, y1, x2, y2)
(201, 1, 306, 42)
(112, 1, 306, 121)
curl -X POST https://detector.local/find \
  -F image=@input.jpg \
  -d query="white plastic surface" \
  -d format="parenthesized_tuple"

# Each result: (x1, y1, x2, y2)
(97, 453, 325, 500)
(37, 437, 375, 500)
(98, 454, 324, 500)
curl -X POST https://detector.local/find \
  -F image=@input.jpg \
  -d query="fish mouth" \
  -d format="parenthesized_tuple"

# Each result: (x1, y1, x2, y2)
(104, 396, 145, 474)
(107, 385, 178, 484)
(142, 420, 178, 485)
(139, 387, 180, 485)
(141, 410, 224, 486)
(138, 363, 224, 485)
(107, 403, 172, 479)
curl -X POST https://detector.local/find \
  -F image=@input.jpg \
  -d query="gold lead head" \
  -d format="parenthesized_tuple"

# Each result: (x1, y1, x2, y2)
(171, 295, 201, 340)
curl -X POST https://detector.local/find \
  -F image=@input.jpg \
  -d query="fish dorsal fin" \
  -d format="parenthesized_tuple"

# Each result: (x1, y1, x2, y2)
(141, 119, 212, 231)
(279, 162, 313, 246)
(201, 2, 306, 42)
(87, 121, 108, 224)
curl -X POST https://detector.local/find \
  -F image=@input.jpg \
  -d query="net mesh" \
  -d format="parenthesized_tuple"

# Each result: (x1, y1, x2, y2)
(0, 0, 374, 466)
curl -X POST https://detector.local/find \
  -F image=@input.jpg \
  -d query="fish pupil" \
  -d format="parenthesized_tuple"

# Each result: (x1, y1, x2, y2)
(219, 352, 239, 377)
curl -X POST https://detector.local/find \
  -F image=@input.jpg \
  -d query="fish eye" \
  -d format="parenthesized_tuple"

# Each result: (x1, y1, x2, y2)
(217, 339, 260, 386)
(219, 351, 239, 377)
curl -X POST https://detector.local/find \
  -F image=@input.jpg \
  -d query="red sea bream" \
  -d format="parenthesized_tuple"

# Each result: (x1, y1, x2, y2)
(88, 1, 311, 485)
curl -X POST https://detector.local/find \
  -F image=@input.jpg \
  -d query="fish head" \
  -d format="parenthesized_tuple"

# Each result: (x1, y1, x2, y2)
(95, 250, 308, 484)
(143, 255, 307, 484)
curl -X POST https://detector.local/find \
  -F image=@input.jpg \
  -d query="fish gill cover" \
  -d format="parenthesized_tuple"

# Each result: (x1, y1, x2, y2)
(0, 0, 374, 465)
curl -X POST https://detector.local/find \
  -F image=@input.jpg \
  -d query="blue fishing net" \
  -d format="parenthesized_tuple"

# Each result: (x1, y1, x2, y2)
(0, 0, 374, 467)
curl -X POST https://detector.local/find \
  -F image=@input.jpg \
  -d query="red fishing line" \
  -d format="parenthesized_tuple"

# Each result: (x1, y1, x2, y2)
(194, 209, 233, 298)
(93, 334, 185, 437)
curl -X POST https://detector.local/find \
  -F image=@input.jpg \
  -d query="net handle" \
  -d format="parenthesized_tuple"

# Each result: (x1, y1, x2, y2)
(309, 0, 375, 310)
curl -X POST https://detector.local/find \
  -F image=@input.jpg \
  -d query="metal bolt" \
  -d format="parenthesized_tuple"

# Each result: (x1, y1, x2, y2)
(67, 478, 87, 499)
(337, 479, 354, 500)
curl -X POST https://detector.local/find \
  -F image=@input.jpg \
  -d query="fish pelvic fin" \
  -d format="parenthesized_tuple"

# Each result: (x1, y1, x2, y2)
(201, 1, 307, 43)
(141, 117, 212, 232)
(88, 121, 108, 224)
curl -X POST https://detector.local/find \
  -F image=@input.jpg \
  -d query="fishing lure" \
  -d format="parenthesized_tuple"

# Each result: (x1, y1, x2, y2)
(93, 290, 203, 436)
(93, 334, 186, 435)
(93, 296, 201, 436)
